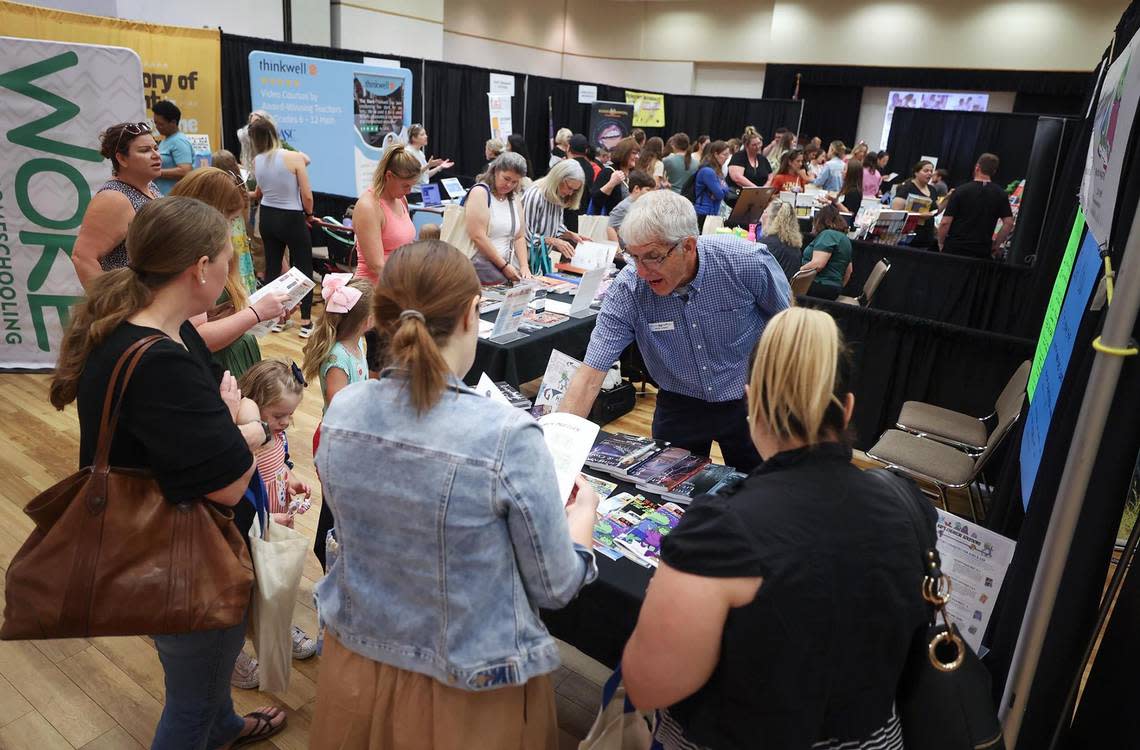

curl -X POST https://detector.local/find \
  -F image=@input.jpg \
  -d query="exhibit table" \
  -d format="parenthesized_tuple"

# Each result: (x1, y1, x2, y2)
(540, 471, 655, 669)
(466, 292, 598, 387)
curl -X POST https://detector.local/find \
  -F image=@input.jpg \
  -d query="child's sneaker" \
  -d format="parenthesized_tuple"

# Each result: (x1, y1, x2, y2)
(231, 650, 260, 689)
(292, 625, 318, 660)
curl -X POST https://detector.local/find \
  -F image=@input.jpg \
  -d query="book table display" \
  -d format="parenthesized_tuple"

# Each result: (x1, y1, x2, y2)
(466, 286, 598, 387)
(541, 431, 746, 668)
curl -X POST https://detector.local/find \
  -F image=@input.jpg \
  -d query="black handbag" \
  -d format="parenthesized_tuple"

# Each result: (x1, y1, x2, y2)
(868, 469, 1006, 750)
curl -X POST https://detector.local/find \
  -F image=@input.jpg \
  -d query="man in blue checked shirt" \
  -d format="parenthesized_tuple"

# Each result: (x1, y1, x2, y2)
(559, 190, 791, 472)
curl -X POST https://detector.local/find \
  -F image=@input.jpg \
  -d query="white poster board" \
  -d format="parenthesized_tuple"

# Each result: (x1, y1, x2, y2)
(488, 94, 513, 141)
(0, 36, 146, 369)
(489, 73, 515, 97)
(1081, 35, 1140, 245)
(578, 85, 598, 104)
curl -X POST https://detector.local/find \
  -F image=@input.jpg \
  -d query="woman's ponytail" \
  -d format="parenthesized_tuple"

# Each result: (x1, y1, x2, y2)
(372, 240, 481, 415)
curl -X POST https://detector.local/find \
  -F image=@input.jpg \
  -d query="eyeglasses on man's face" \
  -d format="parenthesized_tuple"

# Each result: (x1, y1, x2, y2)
(624, 240, 684, 269)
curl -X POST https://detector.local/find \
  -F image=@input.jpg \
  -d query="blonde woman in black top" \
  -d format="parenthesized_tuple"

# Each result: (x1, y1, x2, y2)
(623, 307, 931, 750)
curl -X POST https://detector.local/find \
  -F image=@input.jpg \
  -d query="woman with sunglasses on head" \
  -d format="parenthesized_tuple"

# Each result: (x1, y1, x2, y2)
(72, 122, 163, 288)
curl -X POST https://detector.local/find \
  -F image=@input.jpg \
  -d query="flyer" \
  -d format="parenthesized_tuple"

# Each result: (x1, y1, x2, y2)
(934, 508, 1016, 652)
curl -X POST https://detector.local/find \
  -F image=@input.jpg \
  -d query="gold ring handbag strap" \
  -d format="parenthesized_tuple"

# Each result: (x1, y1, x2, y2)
(92, 335, 167, 477)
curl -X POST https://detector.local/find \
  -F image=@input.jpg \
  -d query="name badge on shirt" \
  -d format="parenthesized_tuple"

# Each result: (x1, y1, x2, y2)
(650, 321, 675, 332)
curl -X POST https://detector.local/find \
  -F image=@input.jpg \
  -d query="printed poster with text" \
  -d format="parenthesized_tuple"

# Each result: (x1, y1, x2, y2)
(0, 36, 146, 368)
(625, 91, 665, 128)
(0, 0, 221, 148)
(1080, 34, 1140, 245)
(249, 52, 412, 197)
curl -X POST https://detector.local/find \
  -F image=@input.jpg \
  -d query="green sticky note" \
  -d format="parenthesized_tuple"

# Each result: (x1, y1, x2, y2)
(1028, 209, 1087, 400)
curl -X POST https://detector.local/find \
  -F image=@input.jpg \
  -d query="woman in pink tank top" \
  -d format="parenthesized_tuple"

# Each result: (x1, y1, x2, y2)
(354, 145, 421, 284)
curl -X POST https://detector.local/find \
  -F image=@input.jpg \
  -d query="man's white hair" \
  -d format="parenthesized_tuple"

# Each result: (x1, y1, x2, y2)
(619, 190, 699, 248)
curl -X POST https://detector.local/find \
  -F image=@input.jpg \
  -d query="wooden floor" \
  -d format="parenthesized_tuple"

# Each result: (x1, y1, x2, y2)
(0, 308, 974, 749)
(0, 313, 678, 750)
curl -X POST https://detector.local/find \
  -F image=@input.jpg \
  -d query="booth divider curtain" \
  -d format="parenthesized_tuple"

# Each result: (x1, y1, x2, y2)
(884, 108, 1045, 188)
(797, 298, 1035, 453)
(841, 240, 1034, 334)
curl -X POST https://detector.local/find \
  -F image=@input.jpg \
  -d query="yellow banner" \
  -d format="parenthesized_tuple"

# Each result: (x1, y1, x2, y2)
(0, 0, 221, 149)
(626, 91, 665, 128)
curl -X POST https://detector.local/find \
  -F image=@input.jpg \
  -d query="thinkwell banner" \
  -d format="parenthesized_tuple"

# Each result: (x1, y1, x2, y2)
(0, 36, 146, 369)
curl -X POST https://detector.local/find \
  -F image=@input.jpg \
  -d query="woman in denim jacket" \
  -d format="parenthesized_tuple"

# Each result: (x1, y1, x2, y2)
(311, 239, 599, 749)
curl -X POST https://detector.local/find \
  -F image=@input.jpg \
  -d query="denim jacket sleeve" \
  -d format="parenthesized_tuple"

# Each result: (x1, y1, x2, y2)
(497, 417, 598, 609)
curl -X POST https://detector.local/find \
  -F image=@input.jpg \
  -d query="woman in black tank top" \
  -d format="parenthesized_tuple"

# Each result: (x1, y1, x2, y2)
(72, 122, 162, 288)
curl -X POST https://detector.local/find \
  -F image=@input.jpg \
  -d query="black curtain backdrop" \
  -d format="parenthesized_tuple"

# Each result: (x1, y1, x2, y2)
(884, 108, 1043, 188)
(840, 240, 1033, 334)
(420, 60, 526, 178)
(763, 64, 1090, 146)
(797, 299, 1035, 454)
(796, 84, 863, 146)
(1013, 92, 1086, 117)
(973, 2, 1140, 747)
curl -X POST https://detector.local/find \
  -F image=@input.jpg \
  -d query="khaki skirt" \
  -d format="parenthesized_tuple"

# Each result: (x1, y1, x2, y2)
(310, 633, 559, 750)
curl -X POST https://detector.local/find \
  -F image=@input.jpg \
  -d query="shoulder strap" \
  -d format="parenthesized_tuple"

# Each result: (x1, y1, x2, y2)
(461, 182, 491, 209)
(865, 468, 937, 568)
(93, 335, 167, 472)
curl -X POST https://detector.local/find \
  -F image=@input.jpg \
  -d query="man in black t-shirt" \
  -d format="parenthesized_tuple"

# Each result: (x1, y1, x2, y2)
(938, 153, 1014, 259)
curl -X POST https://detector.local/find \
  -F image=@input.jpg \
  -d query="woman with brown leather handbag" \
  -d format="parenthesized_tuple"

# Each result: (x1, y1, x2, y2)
(15, 196, 287, 748)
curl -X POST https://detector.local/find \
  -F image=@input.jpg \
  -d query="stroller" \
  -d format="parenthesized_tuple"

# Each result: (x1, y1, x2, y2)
(312, 203, 356, 278)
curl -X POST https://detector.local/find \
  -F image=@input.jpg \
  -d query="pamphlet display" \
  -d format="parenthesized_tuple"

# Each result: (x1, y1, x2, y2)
(488, 285, 531, 343)
(934, 508, 1016, 652)
(248, 51, 413, 197)
(569, 267, 607, 318)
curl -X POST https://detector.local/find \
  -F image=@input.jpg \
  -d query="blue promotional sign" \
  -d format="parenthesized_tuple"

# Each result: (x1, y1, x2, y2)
(1019, 230, 1102, 508)
(248, 51, 412, 197)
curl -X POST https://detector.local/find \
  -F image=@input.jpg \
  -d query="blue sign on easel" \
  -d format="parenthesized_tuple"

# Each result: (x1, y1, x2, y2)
(1019, 230, 1103, 509)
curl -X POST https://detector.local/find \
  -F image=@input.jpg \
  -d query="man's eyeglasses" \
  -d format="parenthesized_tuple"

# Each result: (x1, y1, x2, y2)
(112, 121, 153, 155)
(623, 241, 683, 269)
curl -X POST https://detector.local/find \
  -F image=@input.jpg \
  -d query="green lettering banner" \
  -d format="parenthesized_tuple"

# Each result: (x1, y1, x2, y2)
(0, 35, 146, 368)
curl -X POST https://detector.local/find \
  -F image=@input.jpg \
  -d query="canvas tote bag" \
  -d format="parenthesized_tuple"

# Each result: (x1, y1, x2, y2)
(247, 495, 309, 694)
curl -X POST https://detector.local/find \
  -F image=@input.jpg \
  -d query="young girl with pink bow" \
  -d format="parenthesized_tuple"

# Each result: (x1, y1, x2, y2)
(301, 273, 373, 571)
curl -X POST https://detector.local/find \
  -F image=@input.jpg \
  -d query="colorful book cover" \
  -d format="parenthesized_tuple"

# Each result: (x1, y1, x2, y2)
(627, 447, 692, 484)
(586, 433, 658, 469)
(521, 309, 570, 328)
(593, 512, 637, 561)
(665, 464, 746, 503)
(584, 475, 618, 500)
(613, 502, 686, 567)
(642, 454, 710, 492)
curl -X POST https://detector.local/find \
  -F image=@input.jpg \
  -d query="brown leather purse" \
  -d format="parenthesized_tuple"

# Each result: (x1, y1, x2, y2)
(1, 336, 255, 640)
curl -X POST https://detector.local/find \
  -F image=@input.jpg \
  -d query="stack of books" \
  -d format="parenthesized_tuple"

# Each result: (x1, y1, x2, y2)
(592, 492, 686, 568)
(585, 433, 746, 504)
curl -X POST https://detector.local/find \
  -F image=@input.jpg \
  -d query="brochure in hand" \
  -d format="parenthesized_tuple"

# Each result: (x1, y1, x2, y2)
(536, 412, 600, 504)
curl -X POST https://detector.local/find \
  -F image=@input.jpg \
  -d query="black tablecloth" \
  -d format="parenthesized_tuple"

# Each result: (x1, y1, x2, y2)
(841, 239, 1033, 335)
(540, 471, 654, 669)
(466, 293, 598, 387)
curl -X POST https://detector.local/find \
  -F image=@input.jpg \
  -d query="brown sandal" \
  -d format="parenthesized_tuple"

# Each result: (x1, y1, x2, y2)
(230, 707, 287, 747)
